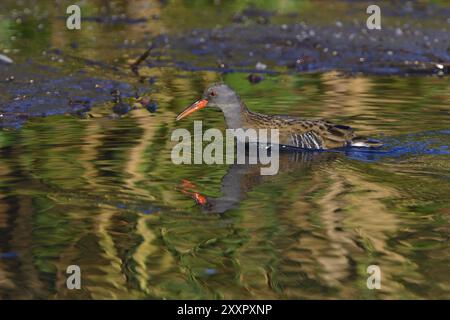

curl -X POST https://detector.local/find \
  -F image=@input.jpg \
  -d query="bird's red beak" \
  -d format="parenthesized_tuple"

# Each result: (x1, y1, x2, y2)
(176, 99, 208, 121)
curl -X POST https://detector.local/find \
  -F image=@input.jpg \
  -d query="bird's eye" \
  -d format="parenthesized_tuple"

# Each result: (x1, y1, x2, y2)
(210, 91, 216, 97)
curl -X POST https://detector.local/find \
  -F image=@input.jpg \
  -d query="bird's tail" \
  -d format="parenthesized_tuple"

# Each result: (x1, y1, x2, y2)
(350, 136, 383, 148)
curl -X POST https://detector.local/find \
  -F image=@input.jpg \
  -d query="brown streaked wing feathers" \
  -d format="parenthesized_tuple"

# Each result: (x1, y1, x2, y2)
(243, 111, 355, 149)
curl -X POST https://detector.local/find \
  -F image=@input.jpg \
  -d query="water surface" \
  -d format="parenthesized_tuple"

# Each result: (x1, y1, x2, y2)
(1, 72, 449, 299)
(0, 0, 449, 300)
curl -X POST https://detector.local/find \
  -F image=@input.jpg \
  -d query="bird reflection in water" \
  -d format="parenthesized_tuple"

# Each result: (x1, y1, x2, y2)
(177, 148, 339, 214)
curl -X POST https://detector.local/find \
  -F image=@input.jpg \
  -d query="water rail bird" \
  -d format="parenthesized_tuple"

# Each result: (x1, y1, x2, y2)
(176, 83, 382, 150)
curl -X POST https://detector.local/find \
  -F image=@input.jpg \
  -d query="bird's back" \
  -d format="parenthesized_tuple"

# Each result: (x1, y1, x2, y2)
(242, 111, 356, 149)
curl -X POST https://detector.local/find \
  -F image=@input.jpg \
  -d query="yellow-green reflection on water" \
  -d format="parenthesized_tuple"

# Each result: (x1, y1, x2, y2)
(0, 71, 449, 299)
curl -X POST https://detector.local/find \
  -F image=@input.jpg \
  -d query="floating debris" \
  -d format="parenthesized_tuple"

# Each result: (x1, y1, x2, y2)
(247, 74, 263, 84)
(255, 62, 267, 70)
(69, 98, 92, 115)
(110, 89, 131, 115)
(204, 268, 217, 275)
(231, 13, 247, 23)
(113, 101, 131, 115)
(110, 89, 121, 103)
(217, 60, 228, 69)
(146, 100, 158, 113)
(256, 16, 269, 25)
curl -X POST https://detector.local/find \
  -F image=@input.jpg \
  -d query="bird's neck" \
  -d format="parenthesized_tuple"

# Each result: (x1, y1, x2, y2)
(221, 100, 251, 129)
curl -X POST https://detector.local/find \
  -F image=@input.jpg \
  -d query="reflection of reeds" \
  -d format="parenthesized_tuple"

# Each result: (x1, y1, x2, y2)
(207, 153, 424, 299)
(0, 162, 10, 230)
(335, 167, 422, 298)
(50, 118, 98, 299)
(50, 118, 131, 299)
(0, 158, 20, 297)
(0, 143, 50, 298)
(320, 73, 376, 133)
(92, 205, 129, 299)
(124, 108, 164, 296)
(132, 214, 156, 295)
(123, 108, 159, 197)
(274, 164, 423, 299)
(46, 71, 204, 298)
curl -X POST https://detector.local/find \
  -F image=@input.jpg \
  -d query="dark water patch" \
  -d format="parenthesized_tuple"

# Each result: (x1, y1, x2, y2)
(335, 130, 450, 162)
(146, 22, 449, 76)
(0, 62, 141, 128)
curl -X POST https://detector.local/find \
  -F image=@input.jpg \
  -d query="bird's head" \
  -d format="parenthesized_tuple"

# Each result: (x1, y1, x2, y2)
(176, 83, 240, 121)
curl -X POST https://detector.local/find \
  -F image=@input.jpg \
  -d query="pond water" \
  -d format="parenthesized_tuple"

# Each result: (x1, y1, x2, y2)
(0, 0, 449, 299)
(1, 71, 449, 299)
